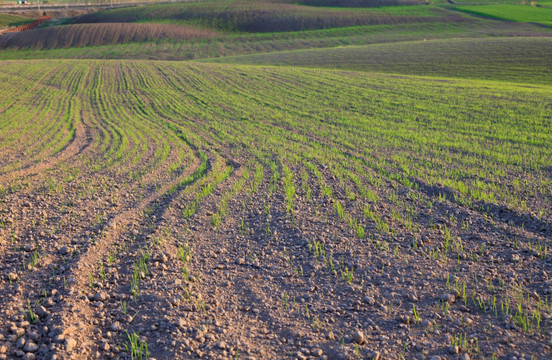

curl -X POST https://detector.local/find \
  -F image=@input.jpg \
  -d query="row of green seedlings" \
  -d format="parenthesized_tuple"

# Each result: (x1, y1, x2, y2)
(124, 330, 149, 360)
(361, 148, 474, 237)
(129, 251, 150, 303)
(449, 333, 482, 358)
(176, 241, 210, 329)
(178, 242, 193, 284)
(165, 123, 208, 185)
(88, 229, 138, 289)
(13, 246, 41, 277)
(369, 155, 419, 193)
(441, 319, 539, 359)
(373, 135, 527, 220)
(1, 65, 83, 167)
(358, 156, 426, 234)
(386, 190, 422, 233)
(117, 260, 151, 358)
(99, 115, 194, 195)
(436, 177, 542, 231)
(89, 64, 157, 172)
(441, 275, 552, 339)
(0, 181, 30, 199)
(329, 161, 416, 234)
(408, 294, 480, 358)
(255, 195, 275, 242)
(87, 229, 140, 291)
(300, 169, 313, 202)
(281, 291, 324, 333)
(168, 151, 209, 197)
(176, 240, 204, 308)
(268, 160, 280, 196)
(306, 162, 368, 239)
(87, 235, 150, 359)
(321, 159, 412, 239)
(211, 167, 251, 230)
(427, 224, 466, 262)
(504, 234, 548, 261)
(240, 158, 278, 240)
(87, 235, 145, 293)
(183, 157, 232, 218)
(307, 239, 354, 285)
(307, 164, 403, 256)
(25, 281, 91, 325)
(282, 164, 296, 218)
(431, 235, 552, 333)
(89, 261, 107, 289)
(238, 163, 264, 231)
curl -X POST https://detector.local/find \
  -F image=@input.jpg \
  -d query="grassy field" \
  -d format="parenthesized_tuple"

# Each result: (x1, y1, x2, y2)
(0, 1, 551, 359)
(0, 13, 549, 57)
(0, 59, 551, 359)
(0, 13, 31, 28)
(74, 1, 458, 32)
(297, 0, 422, 6)
(455, 4, 552, 26)
(210, 37, 552, 84)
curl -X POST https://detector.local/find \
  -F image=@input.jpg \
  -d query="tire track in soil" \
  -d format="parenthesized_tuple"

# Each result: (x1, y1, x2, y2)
(80, 157, 238, 359)
(64, 157, 240, 359)
(0, 119, 189, 313)
(0, 107, 202, 358)
(47, 149, 208, 359)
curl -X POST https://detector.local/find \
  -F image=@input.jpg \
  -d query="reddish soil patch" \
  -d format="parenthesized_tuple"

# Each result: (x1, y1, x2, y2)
(0, 22, 219, 49)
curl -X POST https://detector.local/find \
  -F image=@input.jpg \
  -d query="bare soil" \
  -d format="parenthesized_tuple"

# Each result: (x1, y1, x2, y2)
(0, 61, 550, 360)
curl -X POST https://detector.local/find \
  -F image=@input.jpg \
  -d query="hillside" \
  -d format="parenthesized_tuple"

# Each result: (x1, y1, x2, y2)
(454, 4, 552, 27)
(73, 1, 462, 32)
(0, 3, 550, 59)
(0, 13, 31, 29)
(209, 37, 552, 85)
(0, 60, 551, 360)
(0, 1, 551, 360)
(0, 23, 219, 49)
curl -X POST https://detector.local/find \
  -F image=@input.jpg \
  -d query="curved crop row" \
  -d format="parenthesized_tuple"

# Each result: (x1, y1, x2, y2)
(0, 60, 550, 360)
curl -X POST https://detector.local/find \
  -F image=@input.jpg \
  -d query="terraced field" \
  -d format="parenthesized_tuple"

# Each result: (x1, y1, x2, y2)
(0, 59, 551, 360)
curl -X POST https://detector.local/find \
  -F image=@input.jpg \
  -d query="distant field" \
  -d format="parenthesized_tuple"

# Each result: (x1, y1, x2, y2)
(297, 0, 421, 6)
(455, 4, 552, 26)
(0, 13, 31, 28)
(0, 22, 219, 48)
(1, 16, 550, 57)
(2, 1, 551, 56)
(209, 37, 552, 84)
(74, 2, 468, 32)
(0, 0, 188, 5)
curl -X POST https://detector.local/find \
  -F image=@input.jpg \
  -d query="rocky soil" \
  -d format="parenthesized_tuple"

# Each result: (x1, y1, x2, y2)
(0, 61, 550, 360)
(1, 156, 551, 360)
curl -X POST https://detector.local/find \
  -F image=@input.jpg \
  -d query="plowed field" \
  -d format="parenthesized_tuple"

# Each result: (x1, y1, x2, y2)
(0, 60, 551, 360)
